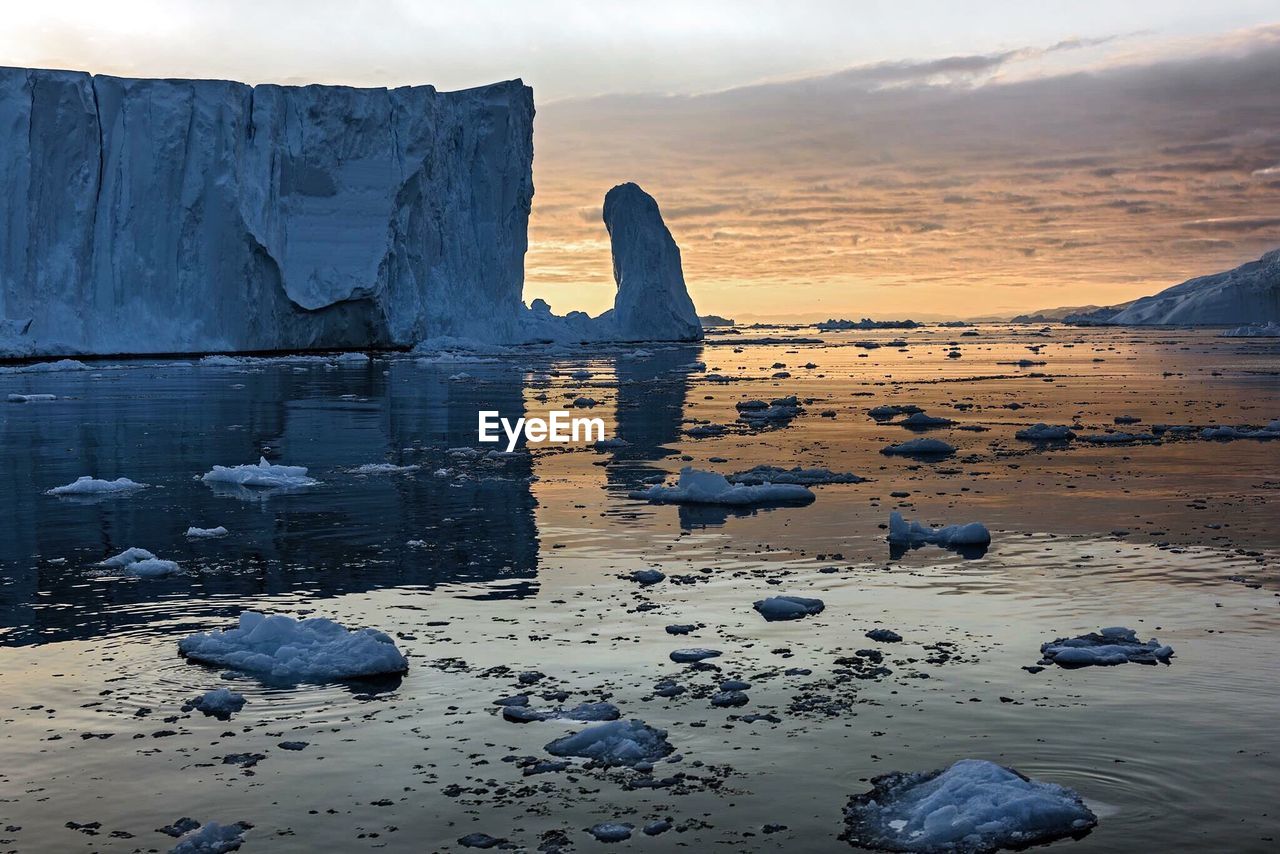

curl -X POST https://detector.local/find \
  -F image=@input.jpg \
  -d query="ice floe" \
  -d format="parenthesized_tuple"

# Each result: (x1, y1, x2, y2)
(7, 392, 57, 402)
(753, 595, 825, 621)
(630, 467, 815, 506)
(178, 611, 409, 682)
(900, 412, 955, 428)
(888, 512, 991, 549)
(185, 526, 229, 539)
(880, 438, 956, 458)
(46, 475, 148, 496)
(201, 457, 319, 489)
(1039, 627, 1174, 667)
(544, 719, 674, 766)
(1015, 424, 1076, 441)
(99, 547, 180, 578)
(728, 465, 866, 485)
(168, 820, 249, 854)
(842, 759, 1097, 853)
(183, 688, 247, 719)
(503, 701, 620, 724)
(670, 648, 722, 663)
(349, 462, 421, 474)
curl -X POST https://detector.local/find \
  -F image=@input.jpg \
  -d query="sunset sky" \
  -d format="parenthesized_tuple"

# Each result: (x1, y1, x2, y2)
(4, 1, 1279, 320)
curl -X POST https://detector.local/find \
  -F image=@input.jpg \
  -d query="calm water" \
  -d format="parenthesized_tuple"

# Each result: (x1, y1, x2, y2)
(1, 326, 1278, 852)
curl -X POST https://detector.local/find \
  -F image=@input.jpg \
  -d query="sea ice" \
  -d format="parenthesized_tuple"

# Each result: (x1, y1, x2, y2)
(183, 688, 247, 719)
(178, 611, 409, 682)
(544, 719, 674, 766)
(201, 457, 319, 489)
(630, 467, 815, 506)
(842, 759, 1097, 853)
(753, 596, 826, 621)
(1039, 627, 1174, 667)
(888, 512, 991, 548)
(46, 476, 148, 496)
(880, 439, 956, 458)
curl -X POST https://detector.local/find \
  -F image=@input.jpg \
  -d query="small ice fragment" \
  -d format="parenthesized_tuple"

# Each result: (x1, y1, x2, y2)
(46, 475, 148, 496)
(753, 595, 825, 621)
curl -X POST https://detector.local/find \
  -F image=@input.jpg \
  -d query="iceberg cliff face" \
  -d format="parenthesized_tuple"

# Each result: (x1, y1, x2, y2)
(1105, 248, 1279, 326)
(0, 67, 533, 357)
(601, 183, 701, 342)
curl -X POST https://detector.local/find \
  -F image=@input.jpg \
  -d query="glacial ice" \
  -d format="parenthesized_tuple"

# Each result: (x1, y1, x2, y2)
(183, 688, 247, 719)
(99, 547, 180, 578)
(842, 759, 1097, 853)
(201, 457, 318, 489)
(0, 67, 534, 356)
(1039, 627, 1174, 667)
(46, 475, 147, 496)
(178, 611, 409, 682)
(753, 596, 826, 621)
(888, 512, 991, 548)
(1222, 321, 1280, 337)
(186, 526, 229, 539)
(544, 719, 674, 766)
(1105, 248, 1279, 326)
(631, 467, 815, 506)
(168, 821, 248, 854)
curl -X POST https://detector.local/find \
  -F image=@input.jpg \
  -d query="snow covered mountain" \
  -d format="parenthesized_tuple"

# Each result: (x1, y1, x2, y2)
(1103, 249, 1280, 326)
(0, 67, 534, 357)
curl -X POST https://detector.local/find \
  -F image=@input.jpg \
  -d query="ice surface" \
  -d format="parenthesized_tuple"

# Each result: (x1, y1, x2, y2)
(168, 821, 248, 854)
(1015, 424, 1076, 441)
(1106, 248, 1279, 326)
(186, 526, 229, 539)
(7, 392, 57, 402)
(900, 412, 955, 428)
(183, 688, 247, 719)
(842, 759, 1097, 853)
(46, 475, 147, 496)
(670, 648, 722, 663)
(99, 547, 180, 577)
(630, 467, 815, 506)
(1222, 321, 1280, 337)
(201, 457, 318, 489)
(0, 67, 534, 356)
(178, 611, 409, 682)
(503, 701, 620, 724)
(881, 438, 957, 458)
(544, 719, 674, 766)
(728, 465, 866, 485)
(349, 462, 421, 474)
(888, 512, 991, 547)
(753, 595, 826, 621)
(1039, 627, 1174, 667)
(587, 822, 634, 842)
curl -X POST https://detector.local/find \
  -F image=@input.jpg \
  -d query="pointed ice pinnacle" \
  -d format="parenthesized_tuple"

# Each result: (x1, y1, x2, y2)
(602, 183, 703, 342)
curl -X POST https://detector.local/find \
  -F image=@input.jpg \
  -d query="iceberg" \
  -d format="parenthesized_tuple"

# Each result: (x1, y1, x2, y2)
(1103, 248, 1279, 326)
(1222, 321, 1280, 337)
(544, 719, 674, 766)
(888, 512, 991, 549)
(182, 688, 247, 719)
(728, 465, 866, 485)
(1039, 627, 1174, 667)
(0, 66, 534, 356)
(168, 821, 249, 854)
(880, 438, 956, 458)
(753, 595, 825, 621)
(630, 466, 815, 506)
(46, 475, 148, 496)
(99, 547, 181, 578)
(178, 611, 409, 682)
(842, 759, 1097, 853)
(201, 457, 318, 489)
(1015, 423, 1076, 441)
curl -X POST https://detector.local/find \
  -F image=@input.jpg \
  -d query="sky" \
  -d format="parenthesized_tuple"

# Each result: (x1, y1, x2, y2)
(4, 1, 1280, 320)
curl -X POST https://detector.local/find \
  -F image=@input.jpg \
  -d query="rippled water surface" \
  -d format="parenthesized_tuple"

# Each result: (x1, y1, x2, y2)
(1, 326, 1278, 852)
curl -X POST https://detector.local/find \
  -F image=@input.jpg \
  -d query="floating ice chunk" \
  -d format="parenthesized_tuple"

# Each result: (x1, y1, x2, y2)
(1076, 432, 1156, 444)
(186, 526, 229, 539)
(1200, 424, 1280, 440)
(169, 820, 248, 854)
(869, 404, 922, 420)
(626, 569, 666, 586)
(0, 359, 88, 374)
(99, 547, 180, 577)
(593, 437, 630, 450)
(178, 611, 408, 682)
(503, 701, 620, 724)
(588, 822, 634, 842)
(183, 688, 247, 719)
(630, 467, 815, 506)
(670, 648, 721, 663)
(842, 759, 1097, 853)
(753, 596, 825, 621)
(1222, 321, 1280, 337)
(349, 462, 421, 474)
(7, 393, 57, 402)
(888, 512, 990, 547)
(46, 475, 148, 496)
(334, 352, 369, 364)
(545, 719, 674, 766)
(728, 466, 866, 485)
(1039, 627, 1174, 667)
(900, 412, 955, 428)
(866, 628, 903, 643)
(201, 457, 318, 489)
(1015, 424, 1076, 441)
(880, 438, 956, 457)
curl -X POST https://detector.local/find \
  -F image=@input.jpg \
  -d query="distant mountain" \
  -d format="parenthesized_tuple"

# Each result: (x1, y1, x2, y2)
(1010, 303, 1132, 323)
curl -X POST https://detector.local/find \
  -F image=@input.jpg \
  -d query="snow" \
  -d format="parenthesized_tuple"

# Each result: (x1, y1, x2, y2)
(178, 611, 409, 682)
(1015, 423, 1076, 441)
(99, 547, 180, 578)
(630, 466, 815, 506)
(1105, 248, 1279, 326)
(881, 438, 956, 458)
(0, 67, 534, 357)
(753, 595, 825, 621)
(201, 457, 319, 489)
(728, 466, 866, 485)
(183, 688, 247, 719)
(544, 719, 674, 766)
(186, 526, 229, 539)
(46, 475, 147, 496)
(1039, 627, 1174, 667)
(842, 759, 1097, 853)
(888, 512, 991, 548)
(168, 821, 248, 854)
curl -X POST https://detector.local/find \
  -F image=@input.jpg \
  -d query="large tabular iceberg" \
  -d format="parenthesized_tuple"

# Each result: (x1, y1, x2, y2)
(0, 66, 534, 356)
(1096, 248, 1279, 326)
